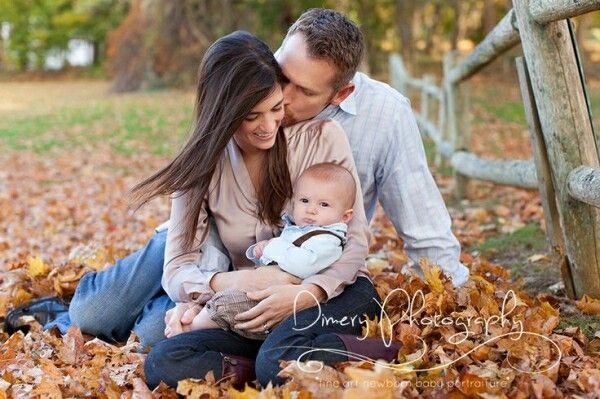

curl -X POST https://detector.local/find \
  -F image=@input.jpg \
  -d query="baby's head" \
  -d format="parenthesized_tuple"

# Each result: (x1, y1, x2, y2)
(292, 162, 356, 227)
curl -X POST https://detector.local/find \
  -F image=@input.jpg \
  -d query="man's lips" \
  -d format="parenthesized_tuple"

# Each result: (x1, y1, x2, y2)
(302, 218, 316, 225)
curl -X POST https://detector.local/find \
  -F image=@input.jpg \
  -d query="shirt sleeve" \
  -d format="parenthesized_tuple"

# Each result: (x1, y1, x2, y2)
(300, 120, 371, 301)
(260, 234, 343, 279)
(161, 190, 230, 304)
(376, 97, 469, 285)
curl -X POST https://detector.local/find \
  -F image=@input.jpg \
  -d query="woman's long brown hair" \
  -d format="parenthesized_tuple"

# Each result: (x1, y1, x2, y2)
(131, 31, 292, 252)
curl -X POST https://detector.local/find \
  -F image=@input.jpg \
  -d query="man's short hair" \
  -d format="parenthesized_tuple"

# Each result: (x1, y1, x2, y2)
(300, 162, 356, 209)
(285, 8, 364, 90)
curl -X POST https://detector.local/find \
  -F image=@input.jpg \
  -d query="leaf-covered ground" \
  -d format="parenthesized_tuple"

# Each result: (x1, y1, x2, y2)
(1, 79, 600, 398)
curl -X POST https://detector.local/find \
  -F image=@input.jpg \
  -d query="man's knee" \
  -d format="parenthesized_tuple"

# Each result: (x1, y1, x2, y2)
(69, 273, 130, 340)
(133, 314, 167, 349)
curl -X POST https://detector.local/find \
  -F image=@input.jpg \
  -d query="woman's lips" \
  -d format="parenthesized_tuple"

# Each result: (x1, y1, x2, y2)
(302, 218, 316, 225)
(253, 131, 276, 142)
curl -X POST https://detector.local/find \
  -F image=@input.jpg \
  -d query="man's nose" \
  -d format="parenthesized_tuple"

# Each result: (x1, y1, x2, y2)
(282, 83, 293, 105)
(307, 205, 317, 214)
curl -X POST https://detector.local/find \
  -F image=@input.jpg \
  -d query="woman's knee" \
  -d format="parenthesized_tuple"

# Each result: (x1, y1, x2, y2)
(144, 335, 221, 389)
(144, 342, 172, 389)
(255, 347, 286, 387)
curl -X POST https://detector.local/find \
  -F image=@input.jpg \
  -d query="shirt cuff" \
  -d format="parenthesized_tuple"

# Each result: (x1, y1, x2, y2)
(301, 274, 344, 302)
(245, 245, 260, 264)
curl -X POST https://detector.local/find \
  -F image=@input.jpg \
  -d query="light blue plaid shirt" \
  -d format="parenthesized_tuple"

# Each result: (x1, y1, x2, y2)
(314, 72, 469, 285)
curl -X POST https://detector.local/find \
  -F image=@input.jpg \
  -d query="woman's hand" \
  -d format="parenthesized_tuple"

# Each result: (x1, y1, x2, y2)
(164, 302, 203, 338)
(233, 283, 326, 333)
(211, 266, 302, 292)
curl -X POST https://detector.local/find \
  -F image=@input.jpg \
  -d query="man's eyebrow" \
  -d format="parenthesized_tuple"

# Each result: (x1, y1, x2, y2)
(296, 83, 317, 93)
(247, 99, 284, 115)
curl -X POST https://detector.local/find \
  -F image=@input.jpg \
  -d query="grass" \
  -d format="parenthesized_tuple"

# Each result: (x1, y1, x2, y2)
(474, 223, 546, 257)
(558, 313, 600, 338)
(474, 97, 527, 125)
(0, 81, 193, 156)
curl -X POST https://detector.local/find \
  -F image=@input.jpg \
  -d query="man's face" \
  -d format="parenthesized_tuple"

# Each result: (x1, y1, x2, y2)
(276, 33, 338, 126)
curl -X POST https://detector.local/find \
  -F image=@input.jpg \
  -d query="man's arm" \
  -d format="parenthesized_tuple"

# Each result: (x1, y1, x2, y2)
(376, 97, 469, 286)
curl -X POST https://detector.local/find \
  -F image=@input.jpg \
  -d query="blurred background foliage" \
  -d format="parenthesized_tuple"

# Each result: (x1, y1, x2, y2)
(0, 0, 598, 91)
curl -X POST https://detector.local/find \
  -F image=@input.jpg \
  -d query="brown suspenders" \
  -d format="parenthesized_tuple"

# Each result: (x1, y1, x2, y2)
(291, 230, 345, 248)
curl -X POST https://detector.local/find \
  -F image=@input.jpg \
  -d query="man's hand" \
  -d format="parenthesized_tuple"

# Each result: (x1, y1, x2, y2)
(233, 284, 326, 333)
(210, 266, 302, 293)
(164, 302, 203, 338)
(252, 239, 270, 258)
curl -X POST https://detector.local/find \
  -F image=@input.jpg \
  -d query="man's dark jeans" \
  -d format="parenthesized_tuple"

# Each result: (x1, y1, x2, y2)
(144, 276, 381, 388)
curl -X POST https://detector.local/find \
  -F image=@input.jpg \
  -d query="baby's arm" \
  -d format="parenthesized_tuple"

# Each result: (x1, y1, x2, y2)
(261, 234, 343, 279)
(246, 239, 271, 263)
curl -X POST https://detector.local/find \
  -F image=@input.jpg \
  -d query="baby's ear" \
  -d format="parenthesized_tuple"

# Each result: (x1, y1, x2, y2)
(341, 209, 354, 223)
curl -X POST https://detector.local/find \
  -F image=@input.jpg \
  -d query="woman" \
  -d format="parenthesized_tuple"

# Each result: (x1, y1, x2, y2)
(136, 31, 400, 388)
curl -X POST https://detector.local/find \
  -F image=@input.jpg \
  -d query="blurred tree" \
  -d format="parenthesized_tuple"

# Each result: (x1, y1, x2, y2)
(106, 0, 147, 92)
(72, 0, 129, 66)
(0, 0, 126, 71)
(3, 0, 594, 85)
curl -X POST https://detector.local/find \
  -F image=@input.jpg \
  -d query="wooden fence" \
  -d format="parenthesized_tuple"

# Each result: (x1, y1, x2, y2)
(389, 0, 600, 299)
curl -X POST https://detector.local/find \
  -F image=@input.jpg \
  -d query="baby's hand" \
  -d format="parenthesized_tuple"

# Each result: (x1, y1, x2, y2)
(253, 239, 270, 258)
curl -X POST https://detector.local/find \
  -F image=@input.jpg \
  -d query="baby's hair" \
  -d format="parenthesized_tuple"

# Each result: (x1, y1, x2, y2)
(299, 162, 356, 208)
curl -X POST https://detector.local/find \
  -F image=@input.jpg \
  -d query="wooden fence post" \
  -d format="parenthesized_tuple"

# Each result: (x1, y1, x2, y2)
(443, 51, 471, 199)
(516, 57, 576, 298)
(389, 54, 408, 95)
(513, 0, 600, 298)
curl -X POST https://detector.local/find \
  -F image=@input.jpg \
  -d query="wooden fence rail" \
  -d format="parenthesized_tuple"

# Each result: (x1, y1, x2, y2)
(530, 0, 600, 24)
(389, 0, 600, 298)
(447, 9, 520, 84)
(568, 166, 600, 208)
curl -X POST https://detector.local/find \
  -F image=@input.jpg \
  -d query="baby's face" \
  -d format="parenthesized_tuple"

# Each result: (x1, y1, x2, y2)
(292, 175, 352, 227)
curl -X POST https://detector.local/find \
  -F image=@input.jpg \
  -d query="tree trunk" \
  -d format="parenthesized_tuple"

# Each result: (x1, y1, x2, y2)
(449, 0, 460, 50)
(483, 0, 498, 34)
(396, 0, 416, 65)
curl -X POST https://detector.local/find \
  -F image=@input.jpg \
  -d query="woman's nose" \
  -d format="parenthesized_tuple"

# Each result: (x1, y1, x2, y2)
(262, 115, 278, 133)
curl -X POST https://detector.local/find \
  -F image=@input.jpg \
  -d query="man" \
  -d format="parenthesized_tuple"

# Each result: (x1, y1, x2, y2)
(7, 8, 468, 385)
(275, 9, 469, 287)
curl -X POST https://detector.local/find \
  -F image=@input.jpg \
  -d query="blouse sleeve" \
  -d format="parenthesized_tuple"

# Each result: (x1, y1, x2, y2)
(300, 120, 370, 301)
(161, 189, 229, 304)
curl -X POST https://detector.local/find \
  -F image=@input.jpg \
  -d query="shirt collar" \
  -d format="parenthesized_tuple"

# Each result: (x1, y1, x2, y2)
(337, 84, 357, 116)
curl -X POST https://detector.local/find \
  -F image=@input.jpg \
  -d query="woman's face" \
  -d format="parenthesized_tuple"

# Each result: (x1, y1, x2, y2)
(233, 84, 285, 154)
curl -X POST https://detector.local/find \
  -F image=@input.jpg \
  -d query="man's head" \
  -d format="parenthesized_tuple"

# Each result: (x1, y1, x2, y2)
(292, 162, 356, 227)
(277, 8, 364, 126)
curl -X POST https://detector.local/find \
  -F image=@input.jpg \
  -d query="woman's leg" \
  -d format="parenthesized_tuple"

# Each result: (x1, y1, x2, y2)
(255, 276, 383, 386)
(144, 328, 263, 388)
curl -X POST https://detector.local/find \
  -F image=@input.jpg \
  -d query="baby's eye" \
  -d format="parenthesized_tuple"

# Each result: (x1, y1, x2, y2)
(320, 202, 330, 207)
(299, 198, 309, 203)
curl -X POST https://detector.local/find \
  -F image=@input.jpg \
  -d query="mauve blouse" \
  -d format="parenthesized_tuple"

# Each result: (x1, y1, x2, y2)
(161, 119, 371, 303)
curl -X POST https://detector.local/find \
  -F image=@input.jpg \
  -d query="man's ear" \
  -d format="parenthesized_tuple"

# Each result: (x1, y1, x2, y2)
(341, 209, 354, 223)
(330, 83, 355, 106)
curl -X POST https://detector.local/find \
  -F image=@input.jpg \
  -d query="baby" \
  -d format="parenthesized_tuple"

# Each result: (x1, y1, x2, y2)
(187, 162, 356, 340)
